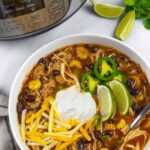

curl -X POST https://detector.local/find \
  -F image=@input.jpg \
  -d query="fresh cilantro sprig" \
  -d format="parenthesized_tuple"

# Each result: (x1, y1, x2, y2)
(124, 0, 150, 29)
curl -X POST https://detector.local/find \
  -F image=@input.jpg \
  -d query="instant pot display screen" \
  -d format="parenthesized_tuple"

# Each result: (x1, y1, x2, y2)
(0, 0, 45, 19)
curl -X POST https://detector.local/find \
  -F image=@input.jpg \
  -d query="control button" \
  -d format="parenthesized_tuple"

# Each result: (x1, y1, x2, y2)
(4, 19, 25, 32)
(48, 1, 64, 14)
(28, 18, 46, 30)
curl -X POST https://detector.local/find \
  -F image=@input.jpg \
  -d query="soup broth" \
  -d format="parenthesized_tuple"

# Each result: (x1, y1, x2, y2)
(17, 44, 150, 150)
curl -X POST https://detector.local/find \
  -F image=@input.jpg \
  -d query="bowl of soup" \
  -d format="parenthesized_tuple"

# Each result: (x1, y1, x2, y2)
(9, 34, 150, 150)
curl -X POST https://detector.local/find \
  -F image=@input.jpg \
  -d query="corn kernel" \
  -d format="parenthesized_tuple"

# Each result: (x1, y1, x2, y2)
(104, 123, 116, 131)
(100, 148, 109, 150)
(117, 119, 126, 130)
(69, 60, 82, 69)
(76, 47, 89, 59)
(28, 79, 41, 91)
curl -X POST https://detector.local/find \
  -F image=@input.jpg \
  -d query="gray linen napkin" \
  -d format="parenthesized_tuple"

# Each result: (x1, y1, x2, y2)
(0, 94, 20, 150)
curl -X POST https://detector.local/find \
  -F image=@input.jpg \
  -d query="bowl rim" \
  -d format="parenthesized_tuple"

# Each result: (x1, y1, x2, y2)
(9, 33, 150, 149)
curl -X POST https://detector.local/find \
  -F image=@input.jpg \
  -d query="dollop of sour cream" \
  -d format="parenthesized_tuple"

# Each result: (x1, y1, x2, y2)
(56, 86, 96, 122)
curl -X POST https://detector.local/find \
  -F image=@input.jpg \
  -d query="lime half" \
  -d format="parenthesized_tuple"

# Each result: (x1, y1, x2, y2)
(109, 80, 132, 115)
(91, 1, 125, 19)
(97, 85, 116, 121)
(115, 10, 135, 40)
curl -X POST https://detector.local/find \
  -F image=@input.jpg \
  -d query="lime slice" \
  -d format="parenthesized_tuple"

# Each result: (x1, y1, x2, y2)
(115, 10, 135, 40)
(97, 85, 116, 121)
(109, 80, 132, 115)
(91, 0, 125, 19)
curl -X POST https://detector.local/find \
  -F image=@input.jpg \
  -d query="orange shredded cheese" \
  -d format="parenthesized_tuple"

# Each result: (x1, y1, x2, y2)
(48, 106, 54, 133)
(26, 132, 48, 146)
(53, 127, 67, 132)
(56, 134, 82, 150)
(79, 126, 91, 141)
(85, 118, 94, 131)
(21, 109, 27, 142)
(50, 101, 64, 122)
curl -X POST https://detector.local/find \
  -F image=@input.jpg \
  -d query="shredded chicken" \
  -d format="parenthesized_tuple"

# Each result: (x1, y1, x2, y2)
(120, 128, 148, 150)
(61, 63, 80, 91)
(89, 48, 104, 63)
(33, 64, 45, 79)
(42, 80, 56, 98)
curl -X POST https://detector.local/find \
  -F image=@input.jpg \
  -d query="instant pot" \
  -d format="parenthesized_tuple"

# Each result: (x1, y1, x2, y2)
(0, 0, 86, 40)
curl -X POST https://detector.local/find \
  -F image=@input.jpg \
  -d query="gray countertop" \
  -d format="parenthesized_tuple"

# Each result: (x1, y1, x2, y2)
(0, 1, 150, 95)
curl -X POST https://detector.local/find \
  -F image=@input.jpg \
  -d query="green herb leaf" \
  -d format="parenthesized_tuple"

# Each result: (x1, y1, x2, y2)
(124, 0, 136, 6)
(144, 18, 150, 29)
(100, 135, 111, 142)
(125, 0, 150, 30)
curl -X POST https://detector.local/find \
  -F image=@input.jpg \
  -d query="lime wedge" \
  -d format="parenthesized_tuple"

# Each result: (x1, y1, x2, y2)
(115, 10, 135, 40)
(91, 0, 125, 19)
(97, 85, 116, 121)
(109, 80, 132, 115)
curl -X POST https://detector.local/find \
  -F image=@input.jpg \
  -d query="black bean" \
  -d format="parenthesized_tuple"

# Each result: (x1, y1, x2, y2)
(132, 103, 143, 114)
(94, 131, 101, 139)
(147, 95, 150, 101)
(88, 64, 94, 70)
(77, 141, 84, 150)
(25, 95, 36, 102)
(129, 88, 141, 95)
(52, 69, 60, 76)
(106, 119, 115, 123)
(127, 78, 135, 89)
(17, 102, 25, 114)
(103, 130, 115, 137)
(34, 105, 41, 112)
(88, 45, 99, 52)
(18, 91, 28, 101)
(39, 58, 49, 69)
(111, 146, 118, 150)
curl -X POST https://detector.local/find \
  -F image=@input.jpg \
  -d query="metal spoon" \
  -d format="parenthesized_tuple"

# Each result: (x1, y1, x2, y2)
(128, 103, 150, 132)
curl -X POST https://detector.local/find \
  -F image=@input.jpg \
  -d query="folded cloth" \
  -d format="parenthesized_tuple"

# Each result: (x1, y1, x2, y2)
(0, 94, 20, 150)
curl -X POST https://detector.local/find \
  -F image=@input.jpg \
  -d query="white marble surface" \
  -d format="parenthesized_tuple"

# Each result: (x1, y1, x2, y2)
(0, 1, 150, 95)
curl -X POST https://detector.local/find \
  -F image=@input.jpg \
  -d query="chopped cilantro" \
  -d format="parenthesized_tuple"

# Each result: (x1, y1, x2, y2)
(124, 0, 150, 30)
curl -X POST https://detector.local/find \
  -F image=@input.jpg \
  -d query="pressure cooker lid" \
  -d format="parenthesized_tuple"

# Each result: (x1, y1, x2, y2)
(0, 0, 86, 40)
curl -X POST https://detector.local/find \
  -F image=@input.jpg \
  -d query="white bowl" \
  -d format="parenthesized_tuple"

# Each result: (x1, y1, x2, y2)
(9, 34, 150, 150)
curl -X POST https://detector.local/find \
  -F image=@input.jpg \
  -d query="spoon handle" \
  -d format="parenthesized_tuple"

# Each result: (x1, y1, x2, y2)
(129, 103, 150, 131)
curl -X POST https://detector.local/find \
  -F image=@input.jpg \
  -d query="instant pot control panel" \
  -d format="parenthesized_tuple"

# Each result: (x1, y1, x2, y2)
(0, 0, 70, 38)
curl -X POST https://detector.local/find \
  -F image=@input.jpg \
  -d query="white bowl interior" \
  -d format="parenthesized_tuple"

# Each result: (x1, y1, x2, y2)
(9, 34, 150, 150)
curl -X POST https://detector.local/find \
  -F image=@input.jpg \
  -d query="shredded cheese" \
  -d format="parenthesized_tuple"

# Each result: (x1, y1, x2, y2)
(54, 119, 71, 129)
(51, 101, 64, 122)
(21, 109, 27, 142)
(20, 96, 90, 150)
(48, 106, 54, 133)
(33, 117, 41, 131)
(27, 142, 43, 146)
(45, 136, 72, 142)
(26, 132, 48, 146)
(42, 112, 49, 119)
(56, 134, 82, 150)
(85, 118, 93, 131)
(42, 140, 57, 150)
(38, 125, 47, 129)
(27, 131, 48, 139)
(55, 141, 62, 149)
(44, 132, 72, 138)
(68, 122, 85, 135)
(79, 126, 91, 141)
(53, 127, 67, 132)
